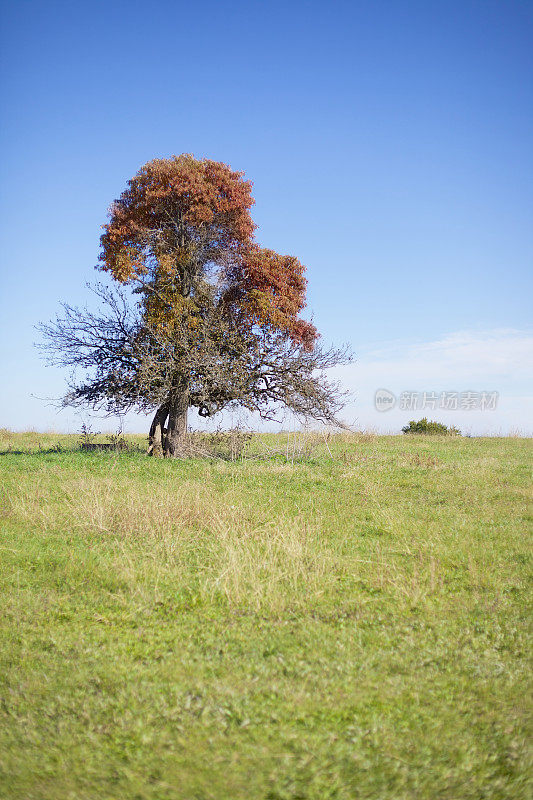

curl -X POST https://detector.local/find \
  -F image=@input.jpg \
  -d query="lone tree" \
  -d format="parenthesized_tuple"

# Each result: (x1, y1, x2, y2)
(41, 155, 350, 456)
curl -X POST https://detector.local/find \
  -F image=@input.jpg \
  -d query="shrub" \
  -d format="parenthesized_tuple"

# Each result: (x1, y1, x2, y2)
(402, 418, 461, 436)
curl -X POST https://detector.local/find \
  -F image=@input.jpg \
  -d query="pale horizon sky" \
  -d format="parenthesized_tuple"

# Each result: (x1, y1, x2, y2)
(1, 0, 532, 435)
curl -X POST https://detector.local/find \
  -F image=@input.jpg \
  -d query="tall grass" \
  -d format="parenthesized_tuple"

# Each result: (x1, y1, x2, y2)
(0, 432, 531, 799)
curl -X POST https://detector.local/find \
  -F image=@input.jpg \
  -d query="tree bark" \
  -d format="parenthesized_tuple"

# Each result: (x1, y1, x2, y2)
(147, 403, 169, 457)
(163, 387, 189, 457)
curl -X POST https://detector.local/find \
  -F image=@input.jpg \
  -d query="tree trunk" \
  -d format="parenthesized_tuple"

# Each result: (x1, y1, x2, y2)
(163, 388, 189, 457)
(147, 403, 169, 457)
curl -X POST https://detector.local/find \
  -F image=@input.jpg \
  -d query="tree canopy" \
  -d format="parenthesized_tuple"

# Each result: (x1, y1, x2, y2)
(41, 155, 349, 456)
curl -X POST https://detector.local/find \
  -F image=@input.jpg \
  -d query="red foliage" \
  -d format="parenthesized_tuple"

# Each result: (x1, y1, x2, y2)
(227, 246, 317, 349)
(100, 154, 255, 281)
(99, 154, 317, 349)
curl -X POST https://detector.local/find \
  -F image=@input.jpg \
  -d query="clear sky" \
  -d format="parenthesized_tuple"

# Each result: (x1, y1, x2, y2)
(1, 0, 531, 434)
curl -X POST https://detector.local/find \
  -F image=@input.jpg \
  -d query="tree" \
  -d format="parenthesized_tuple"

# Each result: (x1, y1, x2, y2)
(40, 155, 350, 456)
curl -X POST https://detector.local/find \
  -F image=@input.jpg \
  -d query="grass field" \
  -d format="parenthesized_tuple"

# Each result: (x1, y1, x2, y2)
(0, 430, 531, 799)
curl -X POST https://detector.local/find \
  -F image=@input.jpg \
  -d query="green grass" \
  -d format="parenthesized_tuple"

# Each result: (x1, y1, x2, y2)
(0, 431, 531, 799)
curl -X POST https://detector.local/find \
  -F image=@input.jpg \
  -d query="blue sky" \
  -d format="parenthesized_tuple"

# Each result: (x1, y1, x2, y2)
(1, 0, 531, 434)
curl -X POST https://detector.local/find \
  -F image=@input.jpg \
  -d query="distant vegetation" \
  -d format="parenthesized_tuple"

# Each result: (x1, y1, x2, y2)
(402, 417, 461, 435)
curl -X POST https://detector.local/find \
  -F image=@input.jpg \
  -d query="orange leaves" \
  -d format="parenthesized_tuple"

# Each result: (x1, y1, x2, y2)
(99, 154, 255, 283)
(98, 154, 317, 351)
(229, 246, 318, 350)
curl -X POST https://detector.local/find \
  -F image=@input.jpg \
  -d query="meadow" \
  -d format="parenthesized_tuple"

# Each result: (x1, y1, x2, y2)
(0, 430, 531, 799)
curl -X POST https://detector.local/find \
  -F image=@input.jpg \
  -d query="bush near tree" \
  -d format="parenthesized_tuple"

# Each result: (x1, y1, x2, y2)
(402, 418, 461, 435)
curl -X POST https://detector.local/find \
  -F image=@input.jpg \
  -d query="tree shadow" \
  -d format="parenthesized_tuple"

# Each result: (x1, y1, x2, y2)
(0, 447, 144, 457)
(0, 448, 76, 456)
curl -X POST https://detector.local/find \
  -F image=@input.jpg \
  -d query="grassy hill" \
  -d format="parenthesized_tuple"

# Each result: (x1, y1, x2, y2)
(0, 431, 531, 799)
